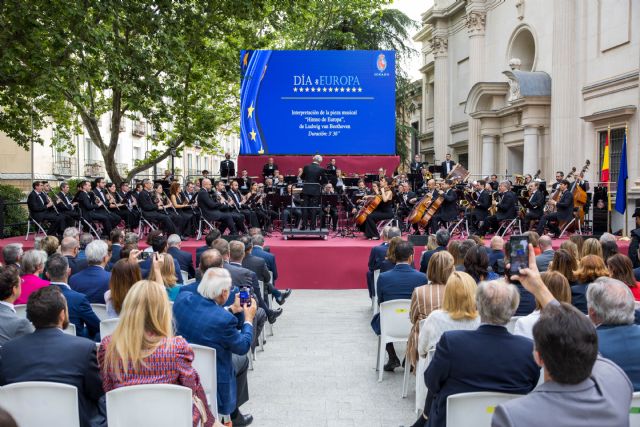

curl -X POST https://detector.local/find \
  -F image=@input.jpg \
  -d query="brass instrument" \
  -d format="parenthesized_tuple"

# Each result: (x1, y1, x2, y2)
(489, 191, 502, 216)
(514, 175, 525, 185)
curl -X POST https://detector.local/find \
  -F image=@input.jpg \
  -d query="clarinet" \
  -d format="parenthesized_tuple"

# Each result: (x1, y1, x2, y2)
(46, 192, 60, 214)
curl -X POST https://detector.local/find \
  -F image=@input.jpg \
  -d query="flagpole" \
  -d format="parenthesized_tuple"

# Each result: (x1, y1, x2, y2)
(607, 124, 611, 233)
(624, 123, 628, 237)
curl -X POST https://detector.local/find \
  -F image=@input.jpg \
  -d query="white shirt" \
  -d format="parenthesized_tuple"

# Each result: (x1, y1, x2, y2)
(0, 300, 16, 312)
(513, 310, 541, 340)
(50, 281, 71, 289)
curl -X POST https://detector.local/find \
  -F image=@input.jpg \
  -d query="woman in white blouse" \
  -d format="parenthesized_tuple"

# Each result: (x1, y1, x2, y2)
(513, 271, 571, 339)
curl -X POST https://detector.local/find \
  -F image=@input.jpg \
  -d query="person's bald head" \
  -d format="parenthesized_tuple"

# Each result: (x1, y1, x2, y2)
(60, 237, 79, 255)
(199, 249, 223, 273)
(539, 235, 553, 251)
(201, 178, 212, 190)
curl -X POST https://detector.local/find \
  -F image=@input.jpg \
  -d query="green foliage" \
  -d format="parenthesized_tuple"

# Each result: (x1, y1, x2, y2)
(0, 184, 28, 237)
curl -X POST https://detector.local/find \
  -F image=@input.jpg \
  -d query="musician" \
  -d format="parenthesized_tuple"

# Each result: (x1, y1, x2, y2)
(239, 170, 252, 194)
(354, 179, 369, 198)
(300, 155, 326, 230)
(219, 153, 235, 181)
(321, 183, 339, 231)
(480, 181, 518, 235)
(76, 180, 120, 236)
(397, 182, 417, 226)
(133, 182, 144, 201)
(245, 182, 275, 230)
(214, 180, 247, 234)
(537, 179, 574, 238)
(326, 158, 337, 174)
(334, 169, 346, 194)
(524, 174, 533, 185)
(27, 181, 66, 236)
(105, 182, 135, 230)
(282, 184, 302, 229)
(115, 182, 141, 230)
(410, 154, 423, 175)
(135, 179, 177, 235)
(196, 178, 236, 235)
(467, 180, 491, 234)
(377, 167, 387, 182)
(551, 171, 564, 191)
(440, 153, 455, 179)
(262, 157, 278, 179)
(56, 182, 81, 227)
(359, 178, 394, 240)
(154, 182, 189, 238)
(169, 182, 195, 238)
(524, 181, 545, 228)
(488, 174, 499, 191)
(296, 167, 304, 186)
(263, 178, 276, 195)
(227, 179, 259, 229)
(162, 169, 174, 185)
(198, 170, 210, 187)
(569, 175, 590, 193)
(429, 179, 459, 233)
(92, 178, 121, 226)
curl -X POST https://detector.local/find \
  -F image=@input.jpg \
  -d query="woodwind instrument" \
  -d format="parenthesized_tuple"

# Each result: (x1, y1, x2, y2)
(46, 192, 60, 214)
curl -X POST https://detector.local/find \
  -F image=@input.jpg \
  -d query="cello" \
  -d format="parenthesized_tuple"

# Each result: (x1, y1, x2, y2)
(355, 195, 381, 226)
(407, 193, 434, 224)
(572, 160, 590, 226)
(419, 193, 444, 228)
(545, 167, 575, 213)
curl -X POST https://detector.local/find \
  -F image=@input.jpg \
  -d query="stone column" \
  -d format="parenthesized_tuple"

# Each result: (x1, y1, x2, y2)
(466, 5, 486, 175)
(550, 0, 577, 175)
(523, 126, 539, 175)
(481, 135, 496, 177)
(432, 29, 449, 162)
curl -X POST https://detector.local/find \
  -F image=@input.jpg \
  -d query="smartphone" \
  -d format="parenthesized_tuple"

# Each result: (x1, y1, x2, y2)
(139, 251, 151, 260)
(239, 286, 251, 306)
(509, 236, 530, 276)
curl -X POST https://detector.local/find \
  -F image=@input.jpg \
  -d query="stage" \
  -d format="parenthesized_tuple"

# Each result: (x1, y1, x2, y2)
(0, 233, 631, 290)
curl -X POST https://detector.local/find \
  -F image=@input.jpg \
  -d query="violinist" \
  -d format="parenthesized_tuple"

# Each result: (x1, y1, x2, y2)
(360, 177, 394, 240)
(467, 180, 491, 234)
(537, 179, 574, 238)
(524, 181, 545, 229)
(169, 181, 195, 238)
(430, 179, 458, 234)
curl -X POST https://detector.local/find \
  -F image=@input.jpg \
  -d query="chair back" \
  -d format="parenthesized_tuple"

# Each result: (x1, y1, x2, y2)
(180, 270, 189, 284)
(631, 391, 640, 427)
(191, 344, 218, 418)
(14, 304, 27, 318)
(379, 299, 412, 340)
(90, 303, 109, 321)
(63, 323, 76, 336)
(106, 384, 192, 427)
(446, 391, 521, 427)
(0, 381, 80, 427)
(506, 316, 521, 333)
(100, 318, 120, 338)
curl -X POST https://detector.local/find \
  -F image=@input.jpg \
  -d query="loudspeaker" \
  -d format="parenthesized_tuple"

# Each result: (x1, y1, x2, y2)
(408, 234, 428, 246)
(592, 186, 609, 236)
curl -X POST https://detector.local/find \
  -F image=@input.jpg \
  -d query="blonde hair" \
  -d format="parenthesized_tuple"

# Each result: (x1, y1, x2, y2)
(443, 271, 478, 320)
(148, 253, 177, 288)
(426, 235, 437, 251)
(104, 280, 173, 378)
(581, 238, 603, 259)
(386, 236, 403, 264)
(574, 255, 609, 284)
(427, 251, 455, 285)
(559, 240, 579, 262)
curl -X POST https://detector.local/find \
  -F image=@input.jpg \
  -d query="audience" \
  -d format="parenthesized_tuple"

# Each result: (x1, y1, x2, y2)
(425, 234, 437, 251)
(40, 235, 60, 257)
(0, 407, 17, 427)
(523, 231, 541, 255)
(380, 236, 402, 272)
(63, 226, 80, 241)
(107, 229, 124, 270)
(587, 277, 640, 391)
(104, 257, 142, 318)
(572, 255, 609, 314)
(631, 209, 640, 268)
(173, 268, 254, 426)
(167, 234, 196, 279)
(45, 254, 100, 339)
(240, 236, 291, 305)
(367, 226, 397, 297)
(2, 243, 23, 269)
(69, 240, 111, 304)
(447, 240, 462, 269)
(372, 240, 426, 372)
(195, 229, 221, 268)
(514, 271, 571, 339)
(599, 232, 617, 245)
(17, 250, 49, 304)
(558, 240, 579, 266)
(407, 251, 454, 370)
(249, 234, 290, 305)
(0, 286, 105, 427)
(607, 253, 640, 300)
(635, 247, 640, 282)
(601, 240, 619, 263)
(455, 239, 476, 272)
(139, 234, 183, 284)
(463, 245, 499, 284)
(77, 233, 94, 260)
(123, 231, 139, 247)
(0, 266, 34, 345)
(61, 236, 89, 275)
(488, 236, 505, 274)
(148, 252, 180, 301)
(569, 234, 585, 255)
(581, 237, 603, 259)
(415, 280, 539, 427)
(535, 235, 554, 272)
(420, 230, 449, 273)
(548, 248, 578, 286)
(98, 280, 217, 427)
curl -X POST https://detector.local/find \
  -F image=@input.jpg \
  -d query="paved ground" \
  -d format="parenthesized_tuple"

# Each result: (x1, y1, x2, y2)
(243, 290, 417, 427)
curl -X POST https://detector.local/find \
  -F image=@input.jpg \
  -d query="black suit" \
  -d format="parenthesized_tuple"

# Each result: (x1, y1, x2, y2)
(196, 189, 236, 234)
(410, 161, 423, 175)
(430, 189, 458, 233)
(168, 246, 196, 279)
(440, 160, 455, 179)
(228, 189, 259, 228)
(537, 190, 574, 236)
(300, 162, 326, 228)
(27, 190, 65, 235)
(65, 254, 89, 275)
(524, 189, 545, 226)
(76, 191, 119, 235)
(220, 159, 235, 180)
(92, 189, 121, 225)
(57, 191, 81, 227)
(482, 190, 518, 234)
(282, 193, 303, 228)
(467, 190, 491, 233)
(137, 190, 177, 234)
(262, 163, 278, 178)
(0, 328, 105, 427)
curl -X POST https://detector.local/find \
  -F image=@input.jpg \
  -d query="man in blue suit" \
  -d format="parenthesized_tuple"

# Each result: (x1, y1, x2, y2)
(195, 229, 220, 268)
(106, 229, 124, 271)
(367, 226, 401, 298)
(371, 240, 426, 371)
(419, 229, 449, 273)
(0, 286, 105, 427)
(138, 234, 183, 284)
(419, 280, 539, 427)
(46, 254, 100, 340)
(69, 239, 111, 304)
(250, 234, 292, 306)
(588, 277, 640, 390)
(167, 234, 196, 279)
(174, 267, 256, 426)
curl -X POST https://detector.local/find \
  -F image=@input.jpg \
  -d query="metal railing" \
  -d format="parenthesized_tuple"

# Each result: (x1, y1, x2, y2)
(84, 161, 106, 177)
(0, 200, 28, 239)
(53, 156, 77, 176)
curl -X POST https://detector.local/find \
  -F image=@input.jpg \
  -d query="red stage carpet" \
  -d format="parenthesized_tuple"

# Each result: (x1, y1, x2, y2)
(0, 234, 632, 290)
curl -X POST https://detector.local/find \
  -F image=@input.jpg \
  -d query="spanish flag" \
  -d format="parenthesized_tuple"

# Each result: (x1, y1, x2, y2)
(602, 126, 611, 211)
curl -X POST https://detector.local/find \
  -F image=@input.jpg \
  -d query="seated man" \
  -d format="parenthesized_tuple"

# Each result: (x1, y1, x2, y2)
(138, 234, 183, 284)
(371, 240, 426, 372)
(366, 226, 400, 297)
(173, 268, 256, 426)
(167, 234, 196, 279)
(535, 235, 555, 272)
(60, 237, 88, 275)
(0, 266, 34, 346)
(419, 229, 449, 274)
(417, 280, 539, 427)
(196, 229, 221, 269)
(587, 277, 640, 390)
(26, 180, 66, 237)
(69, 240, 111, 304)
(488, 235, 505, 274)
(0, 286, 105, 427)
(239, 236, 291, 306)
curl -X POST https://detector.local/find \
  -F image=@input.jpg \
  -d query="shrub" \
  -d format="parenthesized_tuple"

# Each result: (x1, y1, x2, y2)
(0, 184, 28, 238)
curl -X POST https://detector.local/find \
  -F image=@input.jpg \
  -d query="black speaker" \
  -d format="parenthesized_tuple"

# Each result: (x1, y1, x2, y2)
(408, 234, 428, 246)
(592, 186, 609, 236)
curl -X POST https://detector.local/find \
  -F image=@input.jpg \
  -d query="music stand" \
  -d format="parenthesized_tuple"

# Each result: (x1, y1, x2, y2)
(283, 183, 328, 240)
(343, 177, 359, 187)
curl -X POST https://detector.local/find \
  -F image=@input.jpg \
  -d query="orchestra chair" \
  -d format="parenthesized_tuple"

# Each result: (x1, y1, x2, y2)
(375, 299, 412, 384)
(100, 318, 119, 338)
(377, 219, 399, 235)
(372, 269, 381, 315)
(416, 345, 435, 414)
(63, 322, 76, 336)
(447, 217, 469, 239)
(14, 304, 27, 318)
(106, 384, 192, 427)
(196, 208, 218, 240)
(190, 344, 219, 419)
(0, 381, 80, 427)
(77, 214, 102, 239)
(506, 316, 522, 333)
(90, 303, 109, 321)
(496, 218, 521, 237)
(25, 216, 48, 240)
(137, 214, 157, 239)
(446, 392, 521, 427)
(558, 212, 582, 238)
(630, 391, 640, 427)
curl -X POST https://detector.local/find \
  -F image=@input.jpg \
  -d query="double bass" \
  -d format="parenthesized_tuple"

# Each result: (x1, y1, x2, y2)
(572, 160, 590, 225)
(355, 195, 381, 226)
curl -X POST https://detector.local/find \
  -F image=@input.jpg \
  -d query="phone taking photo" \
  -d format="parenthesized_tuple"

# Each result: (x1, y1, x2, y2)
(239, 286, 251, 306)
(509, 236, 530, 276)
(139, 251, 151, 260)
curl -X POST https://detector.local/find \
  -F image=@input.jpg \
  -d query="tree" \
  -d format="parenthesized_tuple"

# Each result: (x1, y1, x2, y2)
(0, 0, 278, 184)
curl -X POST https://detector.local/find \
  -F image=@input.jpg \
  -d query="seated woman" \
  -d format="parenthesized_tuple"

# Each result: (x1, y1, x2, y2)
(572, 254, 609, 314)
(98, 280, 218, 427)
(104, 256, 142, 318)
(548, 249, 578, 286)
(407, 251, 455, 371)
(380, 236, 402, 273)
(607, 254, 640, 301)
(17, 250, 49, 305)
(148, 253, 180, 301)
(463, 245, 499, 283)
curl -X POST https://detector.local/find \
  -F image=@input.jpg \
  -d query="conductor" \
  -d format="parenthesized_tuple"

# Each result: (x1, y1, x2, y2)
(300, 154, 326, 230)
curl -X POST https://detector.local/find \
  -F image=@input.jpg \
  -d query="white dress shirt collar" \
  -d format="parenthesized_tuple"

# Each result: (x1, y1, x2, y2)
(0, 300, 15, 312)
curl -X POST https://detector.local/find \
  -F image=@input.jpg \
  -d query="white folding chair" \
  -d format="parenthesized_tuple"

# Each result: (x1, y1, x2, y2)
(25, 217, 48, 240)
(256, 281, 266, 353)
(0, 381, 80, 427)
(372, 269, 381, 314)
(90, 303, 109, 321)
(265, 270, 274, 337)
(376, 299, 412, 383)
(416, 347, 436, 414)
(506, 316, 522, 333)
(106, 384, 193, 427)
(631, 391, 640, 427)
(100, 318, 120, 338)
(446, 391, 521, 427)
(180, 270, 189, 284)
(63, 323, 76, 336)
(191, 344, 218, 419)
(14, 304, 27, 318)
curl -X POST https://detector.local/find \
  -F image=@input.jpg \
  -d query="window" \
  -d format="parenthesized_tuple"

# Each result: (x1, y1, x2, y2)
(598, 128, 625, 184)
(187, 154, 193, 170)
(458, 153, 468, 170)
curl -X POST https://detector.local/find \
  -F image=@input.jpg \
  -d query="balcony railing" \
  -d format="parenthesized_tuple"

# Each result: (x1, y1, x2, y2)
(53, 156, 77, 176)
(132, 121, 146, 137)
(84, 160, 105, 177)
